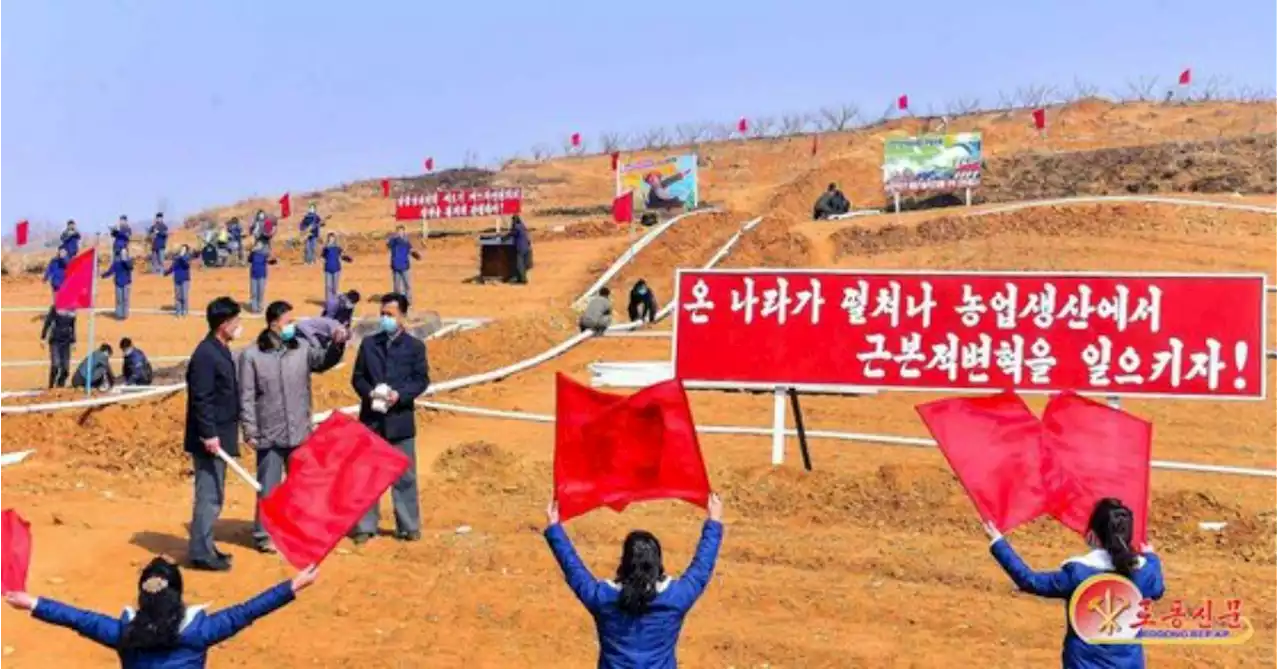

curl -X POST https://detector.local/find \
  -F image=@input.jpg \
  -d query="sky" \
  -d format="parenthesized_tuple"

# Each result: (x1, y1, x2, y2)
(2, 0, 1275, 233)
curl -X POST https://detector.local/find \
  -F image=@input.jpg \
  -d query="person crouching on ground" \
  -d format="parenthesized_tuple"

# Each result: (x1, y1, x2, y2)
(4, 556, 318, 668)
(239, 300, 347, 553)
(543, 494, 724, 669)
(985, 497, 1164, 669)
(579, 287, 613, 335)
(628, 279, 658, 324)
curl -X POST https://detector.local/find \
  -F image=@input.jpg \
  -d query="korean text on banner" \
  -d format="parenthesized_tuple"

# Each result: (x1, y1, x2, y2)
(618, 154, 699, 212)
(395, 188, 523, 221)
(673, 270, 1266, 399)
(882, 134, 982, 194)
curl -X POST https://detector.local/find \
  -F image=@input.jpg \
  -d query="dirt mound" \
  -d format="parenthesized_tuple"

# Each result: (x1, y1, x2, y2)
(720, 214, 816, 269)
(983, 134, 1277, 200)
(602, 210, 753, 303)
(830, 202, 1277, 260)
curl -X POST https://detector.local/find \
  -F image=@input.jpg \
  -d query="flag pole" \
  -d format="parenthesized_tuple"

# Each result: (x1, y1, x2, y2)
(84, 246, 99, 396)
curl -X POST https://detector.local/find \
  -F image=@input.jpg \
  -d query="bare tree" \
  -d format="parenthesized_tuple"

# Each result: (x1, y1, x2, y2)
(1070, 77, 1100, 101)
(638, 127, 670, 150)
(779, 112, 812, 135)
(530, 144, 552, 162)
(561, 136, 585, 156)
(1232, 85, 1277, 102)
(1195, 74, 1230, 101)
(708, 121, 736, 141)
(599, 131, 624, 154)
(817, 104, 860, 132)
(675, 122, 712, 146)
(749, 116, 778, 138)
(1121, 76, 1159, 102)
(1016, 84, 1058, 108)
(461, 149, 479, 168)
(945, 97, 981, 116)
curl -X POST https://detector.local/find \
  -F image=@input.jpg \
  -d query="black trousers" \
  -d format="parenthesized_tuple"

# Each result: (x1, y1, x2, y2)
(49, 342, 71, 387)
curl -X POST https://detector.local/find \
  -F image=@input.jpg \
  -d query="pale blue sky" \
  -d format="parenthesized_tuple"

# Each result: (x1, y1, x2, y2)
(3, 0, 1274, 232)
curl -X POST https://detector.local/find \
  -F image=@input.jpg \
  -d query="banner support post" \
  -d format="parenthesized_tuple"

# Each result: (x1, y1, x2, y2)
(788, 388, 813, 471)
(965, 187, 972, 207)
(84, 247, 100, 396)
(770, 386, 787, 466)
(893, 192, 901, 214)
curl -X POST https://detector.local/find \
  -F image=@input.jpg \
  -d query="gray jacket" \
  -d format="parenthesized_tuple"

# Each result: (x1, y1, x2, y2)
(239, 330, 345, 448)
(579, 295, 613, 332)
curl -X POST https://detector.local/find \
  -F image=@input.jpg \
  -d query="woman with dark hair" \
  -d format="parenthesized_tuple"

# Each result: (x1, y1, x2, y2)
(3, 557, 318, 668)
(544, 493, 724, 668)
(985, 497, 1165, 669)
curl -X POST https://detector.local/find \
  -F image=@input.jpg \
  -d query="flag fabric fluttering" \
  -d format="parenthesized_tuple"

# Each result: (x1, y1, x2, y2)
(259, 413, 412, 568)
(897, 95, 909, 111)
(15, 220, 29, 247)
(424, 157, 435, 172)
(1178, 68, 1192, 86)
(612, 192, 634, 224)
(571, 132, 582, 148)
(737, 117, 748, 134)
(554, 373, 711, 522)
(279, 193, 292, 219)
(55, 249, 96, 311)
(610, 151, 620, 171)
(380, 179, 391, 198)
(2, 509, 32, 594)
(1032, 108, 1047, 131)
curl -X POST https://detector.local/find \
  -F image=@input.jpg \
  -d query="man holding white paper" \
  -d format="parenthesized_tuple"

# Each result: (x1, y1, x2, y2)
(349, 293, 429, 544)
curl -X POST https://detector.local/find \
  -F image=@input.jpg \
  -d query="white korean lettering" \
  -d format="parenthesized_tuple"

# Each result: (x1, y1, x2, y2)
(731, 278, 760, 324)
(761, 278, 792, 324)
(790, 278, 826, 324)
(1131, 286, 1163, 333)
(1025, 338, 1057, 385)
(995, 336, 1025, 384)
(1081, 335, 1113, 387)
(1056, 285, 1096, 330)
(683, 279, 715, 325)
(1095, 285, 1130, 332)
(1019, 284, 1058, 329)
(925, 333, 960, 382)
(906, 281, 937, 329)
(1148, 337, 1185, 388)
(857, 334, 892, 379)
(960, 333, 994, 383)
(955, 284, 988, 328)
(841, 281, 870, 325)
(1185, 338, 1225, 391)
(989, 283, 1019, 330)
(872, 281, 902, 327)
(1115, 345, 1143, 385)
(893, 333, 927, 379)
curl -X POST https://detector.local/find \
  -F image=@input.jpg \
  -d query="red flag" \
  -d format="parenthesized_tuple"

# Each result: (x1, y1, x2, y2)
(1178, 68, 1192, 86)
(571, 132, 581, 148)
(1041, 392, 1152, 542)
(897, 95, 909, 110)
(916, 392, 1054, 533)
(259, 413, 411, 568)
(810, 134, 819, 157)
(380, 179, 391, 198)
(737, 117, 748, 134)
(424, 157, 435, 172)
(554, 373, 710, 522)
(610, 151, 620, 171)
(1032, 108, 1046, 130)
(612, 192, 634, 224)
(2, 510, 32, 594)
(55, 249, 96, 311)
(279, 193, 292, 219)
(15, 220, 29, 247)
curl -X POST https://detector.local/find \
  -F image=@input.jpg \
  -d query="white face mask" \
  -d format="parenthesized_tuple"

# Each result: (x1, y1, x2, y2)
(230, 324, 244, 341)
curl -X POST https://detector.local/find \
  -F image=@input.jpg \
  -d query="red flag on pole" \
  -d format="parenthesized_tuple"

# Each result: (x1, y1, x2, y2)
(380, 179, 391, 198)
(610, 151, 620, 171)
(554, 373, 711, 522)
(897, 95, 909, 111)
(279, 193, 292, 219)
(810, 134, 819, 157)
(424, 157, 434, 172)
(15, 220, 29, 247)
(1032, 108, 1047, 130)
(55, 249, 96, 311)
(612, 192, 634, 224)
(571, 132, 582, 148)
(259, 413, 412, 568)
(916, 392, 1054, 533)
(1041, 393, 1152, 542)
(737, 117, 748, 134)
(2, 509, 32, 594)
(1178, 68, 1192, 86)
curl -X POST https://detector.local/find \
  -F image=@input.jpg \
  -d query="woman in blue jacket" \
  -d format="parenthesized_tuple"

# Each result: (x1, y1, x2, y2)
(386, 226, 420, 304)
(44, 249, 70, 298)
(102, 248, 135, 320)
(544, 493, 724, 669)
(320, 232, 353, 304)
(163, 244, 193, 317)
(986, 497, 1164, 669)
(3, 557, 319, 668)
(247, 242, 277, 314)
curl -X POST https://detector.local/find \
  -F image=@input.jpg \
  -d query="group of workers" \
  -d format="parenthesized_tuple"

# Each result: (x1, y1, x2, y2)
(40, 303, 154, 390)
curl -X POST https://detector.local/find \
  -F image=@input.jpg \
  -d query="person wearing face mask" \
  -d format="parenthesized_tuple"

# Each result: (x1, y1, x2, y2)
(164, 244, 194, 317)
(44, 249, 70, 299)
(627, 279, 658, 324)
(148, 212, 170, 274)
(320, 232, 353, 305)
(247, 242, 278, 314)
(300, 204, 324, 265)
(119, 337, 154, 386)
(239, 300, 348, 553)
(41, 305, 77, 388)
(349, 293, 429, 544)
(184, 297, 245, 571)
(111, 215, 133, 256)
(386, 226, 421, 303)
(59, 220, 82, 257)
(102, 247, 136, 320)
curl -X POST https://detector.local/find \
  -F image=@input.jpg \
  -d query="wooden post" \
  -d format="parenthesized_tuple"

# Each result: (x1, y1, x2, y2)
(770, 386, 787, 466)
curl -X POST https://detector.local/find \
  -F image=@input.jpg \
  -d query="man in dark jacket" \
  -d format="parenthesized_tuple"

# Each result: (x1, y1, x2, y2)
(349, 292, 429, 544)
(71, 344, 115, 391)
(386, 226, 420, 303)
(119, 337, 154, 386)
(44, 249, 69, 299)
(148, 212, 169, 274)
(504, 215, 532, 284)
(627, 279, 659, 324)
(110, 215, 132, 256)
(812, 182, 851, 220)
(299, 204, 324, 265)
(59, 220, 81, 257)
(184, 296, 245, 571)
(41, 306, 77, 388)
(101, 248, 135, 320)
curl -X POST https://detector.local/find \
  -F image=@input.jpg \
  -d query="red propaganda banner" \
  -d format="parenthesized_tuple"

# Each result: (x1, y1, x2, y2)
(673, 270, 1267, 399)
(394, 188, 523, 221)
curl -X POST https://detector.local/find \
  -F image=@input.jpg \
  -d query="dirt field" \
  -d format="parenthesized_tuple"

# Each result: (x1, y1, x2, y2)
(1, 100, 1276, 667)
